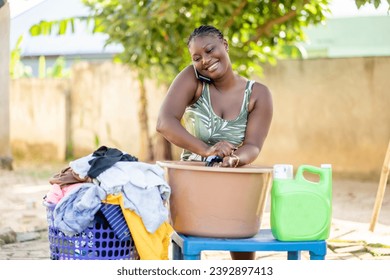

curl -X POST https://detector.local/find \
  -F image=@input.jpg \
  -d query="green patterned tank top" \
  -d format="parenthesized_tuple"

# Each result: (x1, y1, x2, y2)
(181, 80, 255, 161)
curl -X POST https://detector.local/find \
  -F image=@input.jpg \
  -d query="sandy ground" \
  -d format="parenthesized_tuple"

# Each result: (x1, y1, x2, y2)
(1, 162, 389, 234)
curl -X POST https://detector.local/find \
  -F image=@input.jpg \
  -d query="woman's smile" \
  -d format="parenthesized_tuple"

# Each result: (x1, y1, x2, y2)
(207, 62, 219, 72)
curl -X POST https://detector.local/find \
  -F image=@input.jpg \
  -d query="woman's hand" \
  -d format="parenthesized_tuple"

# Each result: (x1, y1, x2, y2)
(220, 154, 240, 168)
(205, 141, 241, 168)
(206, 141, 236, 158)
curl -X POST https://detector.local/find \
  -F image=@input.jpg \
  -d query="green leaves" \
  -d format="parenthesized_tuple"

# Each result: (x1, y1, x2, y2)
(356, 0, 380, 9)
(27, 0, 387, 83)
(29, 18, 85, 36)
(355, 0, 390, 9)
(76, 0, 333, 82)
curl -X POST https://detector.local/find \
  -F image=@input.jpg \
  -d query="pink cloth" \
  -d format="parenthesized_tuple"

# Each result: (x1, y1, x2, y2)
(45, 183, 81, 204)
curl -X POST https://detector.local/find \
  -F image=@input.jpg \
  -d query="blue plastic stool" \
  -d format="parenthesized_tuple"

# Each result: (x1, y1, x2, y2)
(171, 229, 326, 260)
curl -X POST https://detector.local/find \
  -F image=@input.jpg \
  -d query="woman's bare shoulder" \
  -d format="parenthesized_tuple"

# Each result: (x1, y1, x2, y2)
(252, 81, 271, 96)
(166, 65, 203, 105)
(248, 81, 273, 112)
(174, 65, 198, 82)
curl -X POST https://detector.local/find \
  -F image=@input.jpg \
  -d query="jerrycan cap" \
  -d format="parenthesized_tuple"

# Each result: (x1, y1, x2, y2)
(273, 164, 293, 179)
(321, 164, 332, 169)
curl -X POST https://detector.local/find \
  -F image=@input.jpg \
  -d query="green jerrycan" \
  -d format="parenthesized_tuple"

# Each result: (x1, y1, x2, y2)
(271, 164, 332, 241)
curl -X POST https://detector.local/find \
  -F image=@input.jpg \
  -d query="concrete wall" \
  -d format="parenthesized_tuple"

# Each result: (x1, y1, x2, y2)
(258, 57, 390, 178)
(10, 78, 69, 161)
(68, 61, 167, 158)
(10, 61, 167, 162)
(9, 57, 390, 179)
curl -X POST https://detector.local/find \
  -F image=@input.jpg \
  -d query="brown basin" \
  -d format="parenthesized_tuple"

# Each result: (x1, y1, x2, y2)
(157, 161, 273, 238)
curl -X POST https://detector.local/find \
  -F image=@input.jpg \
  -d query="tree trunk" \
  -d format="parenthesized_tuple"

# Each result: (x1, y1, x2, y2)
(153, 133, 173, 161)
(0, 0, 13, 170)
(137, 74, 154, 162)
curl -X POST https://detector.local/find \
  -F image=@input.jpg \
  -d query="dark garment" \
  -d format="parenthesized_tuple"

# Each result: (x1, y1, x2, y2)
(87, 146, 138, 178)
(49, 166, 92, 187)
(100, 203, 131, 242)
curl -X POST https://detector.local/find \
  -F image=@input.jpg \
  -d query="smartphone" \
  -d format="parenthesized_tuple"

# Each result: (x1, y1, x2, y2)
(193, 65, 212, 83)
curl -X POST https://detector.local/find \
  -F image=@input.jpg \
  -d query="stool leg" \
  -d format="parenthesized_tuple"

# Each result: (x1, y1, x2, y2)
(172, 241, 183, 260)
(287, 251, 301, 260)
(183, 253, 201, 260)
(309, 252, 325, 260)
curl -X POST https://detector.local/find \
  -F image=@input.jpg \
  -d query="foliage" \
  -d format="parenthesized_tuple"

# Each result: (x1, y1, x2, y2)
(46, 57, 71, 78)
(25, 0, 390, 82)
(80, 0, 332, 82)
(355, 0, 390, 9)
(38, 56, 71, 78)
(10, 36, 33, 78)
(10, 36, 70, 79)
(30, 0, 332, 83)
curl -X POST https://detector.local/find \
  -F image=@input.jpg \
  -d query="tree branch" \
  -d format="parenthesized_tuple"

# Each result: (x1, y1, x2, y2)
(246, 0, 309, 46)
(223, 0, 248, 29)
(248, 10, 297, 45)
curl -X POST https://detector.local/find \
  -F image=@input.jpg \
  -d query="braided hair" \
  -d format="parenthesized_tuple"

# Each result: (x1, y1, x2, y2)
(187, 25, 224, 47)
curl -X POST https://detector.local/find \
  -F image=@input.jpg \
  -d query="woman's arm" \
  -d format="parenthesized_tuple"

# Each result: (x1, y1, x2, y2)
(221, 82, 273, 167)
(156, 65, 212, 157)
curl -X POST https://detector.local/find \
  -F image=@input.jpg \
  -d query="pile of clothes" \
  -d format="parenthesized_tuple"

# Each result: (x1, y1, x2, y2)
(43, 146, 173, 260)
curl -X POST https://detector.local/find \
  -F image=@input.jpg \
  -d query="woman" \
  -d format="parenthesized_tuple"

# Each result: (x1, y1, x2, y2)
(156, 25, 273, 260)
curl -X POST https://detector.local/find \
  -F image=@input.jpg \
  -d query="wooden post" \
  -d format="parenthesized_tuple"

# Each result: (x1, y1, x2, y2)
(0, 0, 13, 170)
(369, 140, 390, 232)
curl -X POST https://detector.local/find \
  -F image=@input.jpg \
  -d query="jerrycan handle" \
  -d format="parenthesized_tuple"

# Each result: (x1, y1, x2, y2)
(295, 165, 327, 185)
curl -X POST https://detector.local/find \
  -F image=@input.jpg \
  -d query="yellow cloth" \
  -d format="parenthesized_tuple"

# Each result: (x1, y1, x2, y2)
(104, 194, 173, 260)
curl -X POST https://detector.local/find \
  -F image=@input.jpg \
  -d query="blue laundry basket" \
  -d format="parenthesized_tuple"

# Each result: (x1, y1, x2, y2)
(45, 202, 139, 260)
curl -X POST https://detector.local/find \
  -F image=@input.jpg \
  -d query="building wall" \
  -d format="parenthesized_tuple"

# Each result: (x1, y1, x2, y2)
(10, 78, 69, 161)
(9, 57, 390, 179)
(68, 61, 166, 159)
(258, 57, 390, 178)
